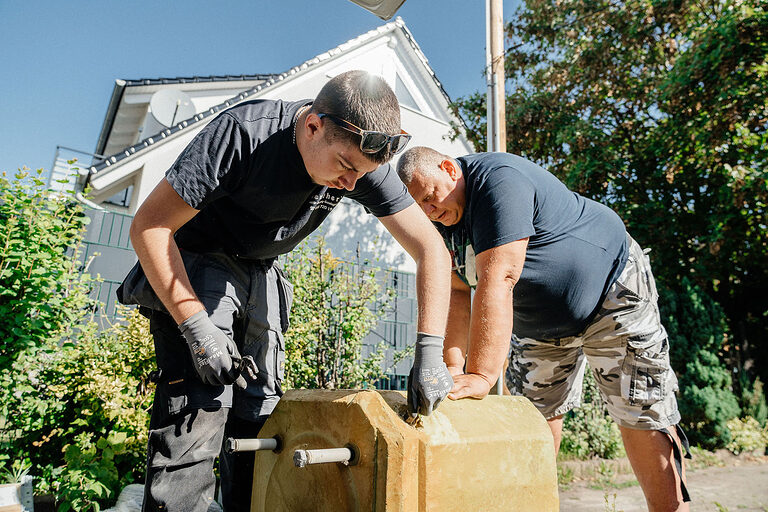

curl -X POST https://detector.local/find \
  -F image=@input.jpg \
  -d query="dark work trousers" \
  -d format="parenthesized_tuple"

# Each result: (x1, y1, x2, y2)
(136, 251, 293, 512)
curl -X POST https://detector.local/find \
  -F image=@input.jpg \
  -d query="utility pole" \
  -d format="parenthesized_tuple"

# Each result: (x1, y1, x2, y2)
(487, 0, 508, 395)
(486, 0, 506, 153)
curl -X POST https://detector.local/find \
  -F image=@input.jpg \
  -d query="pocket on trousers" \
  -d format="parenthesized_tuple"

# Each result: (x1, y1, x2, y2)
(149, 310, 232, 419)
(155, 373, 233, 418)
(275, 264, 294, 333)
(621, 339, 672, 406)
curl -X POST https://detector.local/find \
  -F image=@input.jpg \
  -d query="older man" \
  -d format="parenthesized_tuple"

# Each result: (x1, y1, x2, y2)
(397, 147, 691, 512)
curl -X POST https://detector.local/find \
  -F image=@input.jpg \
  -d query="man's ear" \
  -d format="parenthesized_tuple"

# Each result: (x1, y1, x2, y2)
(305, 112, 322, 138)
(440, 159, 461, 182)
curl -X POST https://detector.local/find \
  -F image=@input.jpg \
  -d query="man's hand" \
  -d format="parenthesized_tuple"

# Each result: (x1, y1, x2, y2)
(447, 373, 494, 400)
(179, 310, 247, 389)
(407, 333, 454, 417)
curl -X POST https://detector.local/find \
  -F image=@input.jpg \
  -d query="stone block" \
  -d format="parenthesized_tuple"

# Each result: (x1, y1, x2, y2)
(250, 390, 558, 511)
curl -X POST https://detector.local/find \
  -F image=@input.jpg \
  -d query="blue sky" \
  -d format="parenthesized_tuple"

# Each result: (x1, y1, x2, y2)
(0, 0, 519, 175)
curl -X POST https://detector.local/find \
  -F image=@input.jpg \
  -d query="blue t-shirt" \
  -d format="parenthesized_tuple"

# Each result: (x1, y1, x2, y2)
(440, 153, 628, 340)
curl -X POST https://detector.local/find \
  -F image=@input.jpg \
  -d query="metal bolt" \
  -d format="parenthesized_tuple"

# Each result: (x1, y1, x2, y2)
(225, 437, 280, 453)
(293, 447, 356, 468)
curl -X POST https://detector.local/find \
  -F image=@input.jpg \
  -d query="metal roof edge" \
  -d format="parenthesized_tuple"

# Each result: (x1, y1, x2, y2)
(120, 74, 279, 86)
(94, 79, 126, 157)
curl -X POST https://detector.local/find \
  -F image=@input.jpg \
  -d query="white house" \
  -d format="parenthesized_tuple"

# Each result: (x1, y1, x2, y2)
(61, 18, 474, 387)
(67, 17, 472, 274)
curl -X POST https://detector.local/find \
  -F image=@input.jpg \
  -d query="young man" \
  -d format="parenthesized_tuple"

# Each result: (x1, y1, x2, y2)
(117, 71, 453, 512)
(397, 147, 692, 512)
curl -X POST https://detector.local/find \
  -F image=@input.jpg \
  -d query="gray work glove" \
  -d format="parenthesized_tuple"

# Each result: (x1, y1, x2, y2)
(407, 332, 454, 418)
(179, 310, 250, 389)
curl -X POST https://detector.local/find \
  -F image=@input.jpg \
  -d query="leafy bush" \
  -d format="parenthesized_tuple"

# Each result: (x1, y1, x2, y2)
(725, 416, 768, 455)
(0, 170, 156, 510)
(0, 169, 96, 367)
(560, 367, 626, 460)
(1, 307, 154, 511)
(659, 277, 740, 449)
(282, 237, 410, 390)
(737, 373, 768, 426)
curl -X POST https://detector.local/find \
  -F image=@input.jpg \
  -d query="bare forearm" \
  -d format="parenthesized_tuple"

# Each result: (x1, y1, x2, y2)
(466, 279, 513, 385)
(131, 226, 203, 324)
(414, 246, 451, 334)
(444, 286, 471, 369)
(377, 204, 451, 336)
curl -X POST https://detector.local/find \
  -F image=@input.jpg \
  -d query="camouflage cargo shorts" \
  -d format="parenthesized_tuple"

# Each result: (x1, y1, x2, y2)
(506, 235, 681, 430)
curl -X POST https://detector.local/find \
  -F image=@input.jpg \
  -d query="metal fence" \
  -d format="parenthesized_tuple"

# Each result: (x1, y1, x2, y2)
(80, 207, 417, 389)
(79, 208, 137, 328)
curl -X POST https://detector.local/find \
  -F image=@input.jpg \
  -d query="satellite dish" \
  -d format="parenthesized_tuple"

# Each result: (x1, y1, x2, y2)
(347, 0, 405, 20)
(149, 89, 195, 127)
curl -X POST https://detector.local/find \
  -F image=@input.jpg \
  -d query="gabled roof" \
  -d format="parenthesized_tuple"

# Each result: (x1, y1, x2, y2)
(93, 74, 280, 158)
(87, 17, 460, 177)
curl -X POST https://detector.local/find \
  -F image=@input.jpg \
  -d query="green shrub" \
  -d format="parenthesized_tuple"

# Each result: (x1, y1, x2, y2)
(1, 306, 154, 511)
(282, 237, 410, 390)
(725, 416, 768, 455)
(560, 366, 626, 460)
(737, 373, 768, 426)
(659, 277, 740, 449)
(0, 169, 96, 367)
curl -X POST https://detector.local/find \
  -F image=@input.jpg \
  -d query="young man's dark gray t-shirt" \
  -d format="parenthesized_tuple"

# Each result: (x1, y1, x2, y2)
(167, 99, 413, 259)
(439, 152, 628, 340)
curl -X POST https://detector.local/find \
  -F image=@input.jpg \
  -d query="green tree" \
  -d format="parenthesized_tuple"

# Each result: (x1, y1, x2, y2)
(282, 237, 410, 390)
(0, 170, 155, 510)
(454, 0, 767, 432)
(660, 277, 740, 447)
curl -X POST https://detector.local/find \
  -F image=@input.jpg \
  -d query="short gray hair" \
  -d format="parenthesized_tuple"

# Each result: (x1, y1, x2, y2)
(396, 146, 451, 185)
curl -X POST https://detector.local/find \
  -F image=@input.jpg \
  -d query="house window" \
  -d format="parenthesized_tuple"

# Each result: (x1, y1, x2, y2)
(395, 74, 420, 112)
(104, 184, 134, 208)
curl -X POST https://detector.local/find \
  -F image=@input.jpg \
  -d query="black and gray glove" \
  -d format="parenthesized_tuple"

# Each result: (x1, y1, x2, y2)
(407, 332, 454, 417)
(179, 310, 249, 389)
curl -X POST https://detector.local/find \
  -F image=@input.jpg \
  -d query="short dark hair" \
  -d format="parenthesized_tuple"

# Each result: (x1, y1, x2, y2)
(396, 146, 449, 185)
(311, 70, 400, 165)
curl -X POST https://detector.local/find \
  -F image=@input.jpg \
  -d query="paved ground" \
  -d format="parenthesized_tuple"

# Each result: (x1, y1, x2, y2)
(559, 457, 768, 511)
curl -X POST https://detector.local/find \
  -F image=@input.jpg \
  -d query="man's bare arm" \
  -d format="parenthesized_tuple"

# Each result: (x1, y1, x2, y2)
(379, 203, 454, 416)
(449, 238, 528, 400)
(444, 271, 471, 375)
(377, 203, 451, 335)
(129, 178, 202, 325)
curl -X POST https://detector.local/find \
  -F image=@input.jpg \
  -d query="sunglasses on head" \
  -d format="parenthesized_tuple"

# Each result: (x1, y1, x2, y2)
(317, 113, 412, 156)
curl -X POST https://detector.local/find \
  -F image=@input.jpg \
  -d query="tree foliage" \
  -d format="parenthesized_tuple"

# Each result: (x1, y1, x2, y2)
(0, 307, 155, 511)
(454, 0, 767, 407)
(0, 169, 96, 367)
(659, 277, 740, 448)
(0, 171, 154, 510)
